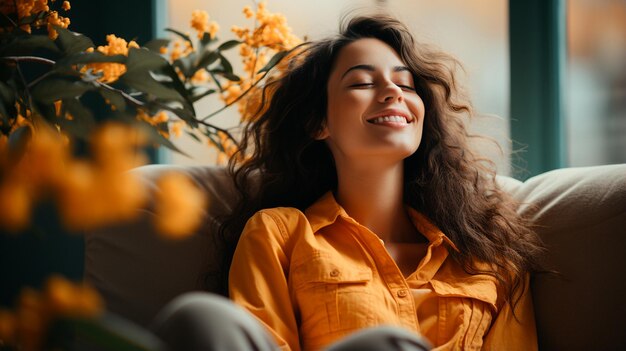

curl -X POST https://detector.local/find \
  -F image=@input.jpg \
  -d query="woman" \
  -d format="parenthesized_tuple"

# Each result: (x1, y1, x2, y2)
(152, 14, 544, 351)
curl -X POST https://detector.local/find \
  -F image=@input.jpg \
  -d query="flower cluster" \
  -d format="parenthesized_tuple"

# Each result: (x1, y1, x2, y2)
(84, 34, 140, 83)
(0, 124, 147, 233)
(191, 9, 219, 40)
(0, 0, 71, 39)
(224, 1, 301, 122)
(0, 275, 103, 351)
(0, 123, 206, 238)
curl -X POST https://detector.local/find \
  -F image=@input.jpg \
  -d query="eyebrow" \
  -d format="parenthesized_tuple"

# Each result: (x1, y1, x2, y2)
(341, 64, 411, 79)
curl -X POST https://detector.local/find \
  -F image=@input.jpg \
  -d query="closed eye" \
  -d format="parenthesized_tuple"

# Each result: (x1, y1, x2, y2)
(397, 84, 415, 91)
(349, 83, 374, 88)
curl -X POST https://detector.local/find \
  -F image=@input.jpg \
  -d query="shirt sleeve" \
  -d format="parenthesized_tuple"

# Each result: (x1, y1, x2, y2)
(229, 210, 300, 351)
(482, 274, 538, 351)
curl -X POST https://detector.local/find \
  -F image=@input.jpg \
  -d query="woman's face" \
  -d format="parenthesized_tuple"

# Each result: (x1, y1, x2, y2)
(319, 38, 425, 166)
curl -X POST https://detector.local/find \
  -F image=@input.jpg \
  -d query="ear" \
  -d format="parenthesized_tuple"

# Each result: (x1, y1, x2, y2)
(314, 126, 329, 140)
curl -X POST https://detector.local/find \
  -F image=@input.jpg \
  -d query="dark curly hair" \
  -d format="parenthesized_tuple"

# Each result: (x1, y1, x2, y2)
(215, 14, 544, 309)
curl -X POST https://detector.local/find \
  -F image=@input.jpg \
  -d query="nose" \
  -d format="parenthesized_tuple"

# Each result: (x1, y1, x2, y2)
(378, 82, 403, 104)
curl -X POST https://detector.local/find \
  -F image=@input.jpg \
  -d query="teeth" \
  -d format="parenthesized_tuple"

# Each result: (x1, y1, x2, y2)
(370, 115, 408, 124)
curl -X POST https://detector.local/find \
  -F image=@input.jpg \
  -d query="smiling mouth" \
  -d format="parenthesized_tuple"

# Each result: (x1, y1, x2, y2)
(367, 115, 412, 125)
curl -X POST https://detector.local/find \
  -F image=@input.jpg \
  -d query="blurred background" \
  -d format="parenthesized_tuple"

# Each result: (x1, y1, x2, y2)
(163, 0, 626, 176)
(567, 0, 626, 167)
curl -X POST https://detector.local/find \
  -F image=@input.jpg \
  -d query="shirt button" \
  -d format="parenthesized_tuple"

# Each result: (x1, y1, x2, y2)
(330, 269, 340, 277)
(397, 289, 408, 298)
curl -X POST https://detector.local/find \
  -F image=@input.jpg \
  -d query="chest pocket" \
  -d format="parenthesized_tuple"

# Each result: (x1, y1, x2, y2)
(428, 277, 498, 350)
(290, 254, 375, 342)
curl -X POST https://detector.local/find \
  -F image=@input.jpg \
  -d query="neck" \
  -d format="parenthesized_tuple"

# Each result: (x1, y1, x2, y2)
(334, 160, 418, 243)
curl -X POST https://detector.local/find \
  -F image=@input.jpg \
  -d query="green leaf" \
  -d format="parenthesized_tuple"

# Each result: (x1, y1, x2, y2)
(199, 32, 216, 47)
(138, 121, 190, 157)
(166, 106, 197, 128)
(0, 34, 59, 56)
(125, 48, 168, 74)
(185, 130, 202, 142)
(208, 71, 223, 92)
(172, 53, 196, 79)
(120, 71, 185, 103)
(218, 54, 233, 74)
(56, 98, 96, 139)
(0, 81, 15, 121)
(196, 51, 219, 70)
(56, 52, 126, 67)
(258, 50, 289, 74)
(55, 27, 94, 55)
(143, 38, 170, 52)
(164, 28, 194, 49)
(190, 88, 216, 103)
(47, 314, 166, 351)
(97, 88, 127, 111)
(205, 132, 224, 152)
(31, 77, 93, 103)
(17, 10, 46, 25)
(217, 40, 241, 52)
(161, 65, 195, 112)
(221, 73, 240, 82)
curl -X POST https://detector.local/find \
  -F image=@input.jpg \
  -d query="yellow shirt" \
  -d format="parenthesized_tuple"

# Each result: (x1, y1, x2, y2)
(229, 192, 537, 351)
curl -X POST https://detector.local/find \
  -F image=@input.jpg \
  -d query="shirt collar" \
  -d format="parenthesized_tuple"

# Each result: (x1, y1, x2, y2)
(305, 191, 460, 252)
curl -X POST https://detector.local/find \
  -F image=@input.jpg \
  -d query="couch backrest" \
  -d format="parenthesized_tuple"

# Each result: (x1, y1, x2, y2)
(84, 164, 626, 349)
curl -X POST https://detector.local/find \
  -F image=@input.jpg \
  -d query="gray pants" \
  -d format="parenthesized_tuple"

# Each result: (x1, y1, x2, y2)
(150, 292, 431, 351)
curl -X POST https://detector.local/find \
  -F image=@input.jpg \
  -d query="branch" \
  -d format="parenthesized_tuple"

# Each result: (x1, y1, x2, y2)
(1, 56, 56, 65)
(94, 80, 234, 140)
(199, 68, 270, 121)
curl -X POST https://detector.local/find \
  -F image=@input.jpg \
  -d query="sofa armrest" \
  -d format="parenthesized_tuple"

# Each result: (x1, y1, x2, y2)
(511, 164, 626, 350)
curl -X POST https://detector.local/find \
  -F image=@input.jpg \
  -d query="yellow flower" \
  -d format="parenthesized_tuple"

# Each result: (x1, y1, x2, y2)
(47, 10, 70, 40)
(220, 1, 301, 124)
(191, 68, 210, 83)
(0, 276, 104, 350)
(190, 9, 219, 39)
(16, 288, 46, 351)
(0, 309, 17, 345)
(84, 34, 139, 83)
(62, 1, 70, 11)
(191, 10, 209, 38)
(56, 124, 148, 231)
(0, 180, 31, 232)
(91, 122, 146, 171)
(154, 172, 207, 239)
(170, 120, 185, 138)
(17, 126, 70, 190)
(242, 5, 254, 19)
(44, 275, 103, 318)
(208, 21, 220, 38)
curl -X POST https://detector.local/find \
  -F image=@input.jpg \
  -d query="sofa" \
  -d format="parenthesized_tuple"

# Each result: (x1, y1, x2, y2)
(84, 164, 626, 350)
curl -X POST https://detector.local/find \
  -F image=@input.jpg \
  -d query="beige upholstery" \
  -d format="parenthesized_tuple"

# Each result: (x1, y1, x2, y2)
(84, 164, 626, 349)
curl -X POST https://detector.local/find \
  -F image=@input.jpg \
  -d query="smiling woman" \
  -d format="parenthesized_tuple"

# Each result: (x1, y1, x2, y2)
(150, 13, 545, 351)
(321, 38, 425, 169)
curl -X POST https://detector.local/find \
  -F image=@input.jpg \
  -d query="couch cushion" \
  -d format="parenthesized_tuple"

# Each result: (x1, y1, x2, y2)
(508, 164, 626, 350)
(84, 165, 236, 326)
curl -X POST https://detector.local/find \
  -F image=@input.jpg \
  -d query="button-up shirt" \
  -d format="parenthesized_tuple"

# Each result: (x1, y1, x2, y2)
(229, 192, 537, 350)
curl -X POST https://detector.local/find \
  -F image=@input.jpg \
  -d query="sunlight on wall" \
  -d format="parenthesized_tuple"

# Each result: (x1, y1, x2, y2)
(165, 0, 510, 174)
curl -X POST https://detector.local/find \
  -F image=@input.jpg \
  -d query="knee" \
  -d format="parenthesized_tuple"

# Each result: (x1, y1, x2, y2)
(150, 292, 276, 351)
(150, 292, 237, 332)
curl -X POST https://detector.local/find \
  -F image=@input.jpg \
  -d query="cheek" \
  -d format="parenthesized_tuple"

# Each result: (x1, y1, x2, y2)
(408, 95, 426, 121)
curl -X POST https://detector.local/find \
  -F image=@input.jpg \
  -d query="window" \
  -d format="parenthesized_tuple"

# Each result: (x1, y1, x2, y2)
(566, 0, 626, 166)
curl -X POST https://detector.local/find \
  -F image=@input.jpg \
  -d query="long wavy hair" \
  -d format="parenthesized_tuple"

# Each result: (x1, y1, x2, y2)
(216, 14, 544, 308)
